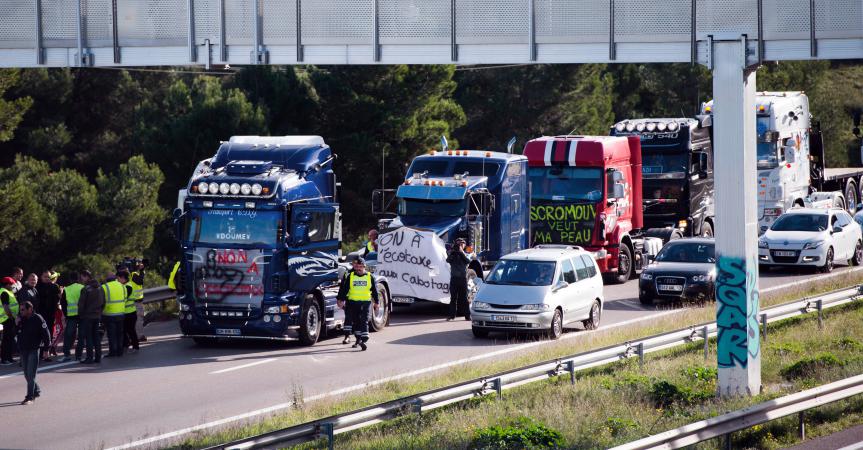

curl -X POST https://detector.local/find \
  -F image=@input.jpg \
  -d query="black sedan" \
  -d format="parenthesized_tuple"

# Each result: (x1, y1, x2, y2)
(638, 238, 716, 305)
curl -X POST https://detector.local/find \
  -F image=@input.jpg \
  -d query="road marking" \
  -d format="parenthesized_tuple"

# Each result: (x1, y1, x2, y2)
(209, 358, 276, 375)
(0, 360, 80, 380)
(837, 441, 863, 450)
(760, 266, 863, 294)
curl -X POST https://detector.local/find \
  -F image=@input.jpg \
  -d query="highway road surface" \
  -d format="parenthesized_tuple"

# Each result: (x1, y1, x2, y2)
(0, 267, 859, 450)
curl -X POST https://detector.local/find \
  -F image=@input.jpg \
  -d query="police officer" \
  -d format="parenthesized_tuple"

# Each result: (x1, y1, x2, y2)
(446, 238, 471, 321)
(336, 258, 380, 351)
(60, 272, 84, 362)
(102, 271, 129, 357)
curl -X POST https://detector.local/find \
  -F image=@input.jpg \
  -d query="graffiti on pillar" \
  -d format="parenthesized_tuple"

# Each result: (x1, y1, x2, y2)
(716, 256, 760, 368)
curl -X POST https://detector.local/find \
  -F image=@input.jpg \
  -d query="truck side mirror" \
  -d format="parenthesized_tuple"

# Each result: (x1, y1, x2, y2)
(611, 183, 625, 200)
(698, 153, 709, 178)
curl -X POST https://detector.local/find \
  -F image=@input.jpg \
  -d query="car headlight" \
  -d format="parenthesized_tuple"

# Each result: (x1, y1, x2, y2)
(472, 301, 491, 310)
(520, 304, 551, 311)
(758, 238, 769, 249)
(803, 240, 824, 250)
(641, 272, 653, 281)
(691, 274, 709, 283)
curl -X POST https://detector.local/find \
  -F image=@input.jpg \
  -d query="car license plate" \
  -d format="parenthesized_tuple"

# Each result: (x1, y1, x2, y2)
(658, 284, 684, 292)
(491, 315, 516, 322)
(215, 328, 241, 336)
(775, 251, 796, 257)
(392, 296, 415, 304)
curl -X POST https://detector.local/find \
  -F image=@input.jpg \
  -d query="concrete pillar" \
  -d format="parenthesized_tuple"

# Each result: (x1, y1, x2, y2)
(712, 39, 761, 397)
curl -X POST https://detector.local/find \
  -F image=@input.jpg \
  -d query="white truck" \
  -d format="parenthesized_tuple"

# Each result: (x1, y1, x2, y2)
(703, 91, 863, 233)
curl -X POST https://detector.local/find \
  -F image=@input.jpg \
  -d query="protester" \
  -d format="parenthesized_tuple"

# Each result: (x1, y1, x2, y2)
(60, 272, 84, 362)
(1, 277, 20, 365)
(77, 270, 104, 364)
(36, 270, 62, 360)
(128, 260, 146, 342)
(121, 270, 140, 353)
(336, 258, 380, 351)
(102, 270, 128, 357)
(446, 238, 471, 321)
(362, 229, 379, 257)
(16, 301, 51, 405)
(17, 274, 39, 306)
(10, 267, 23, 293)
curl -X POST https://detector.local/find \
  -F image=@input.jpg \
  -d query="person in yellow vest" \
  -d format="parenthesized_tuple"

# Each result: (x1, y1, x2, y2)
(127, 260, 147, 342)
(362, 229, 379, 257)
(122, 269, 140, 353)
(60, 272, 85, 362)
(102, 270, 129, 357)
(336, 258, 380, 351)
(0, 277, 20, 365)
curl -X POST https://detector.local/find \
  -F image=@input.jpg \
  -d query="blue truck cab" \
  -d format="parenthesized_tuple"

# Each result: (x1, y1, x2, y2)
(374, 150, 530, 286)
(175, 136, 387, 346)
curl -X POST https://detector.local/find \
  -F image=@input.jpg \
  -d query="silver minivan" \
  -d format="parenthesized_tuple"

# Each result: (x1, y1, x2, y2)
(470, 245, 604, 339)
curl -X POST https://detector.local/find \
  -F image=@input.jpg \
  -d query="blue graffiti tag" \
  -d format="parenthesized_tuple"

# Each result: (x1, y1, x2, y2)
(716, 256, 760, 368)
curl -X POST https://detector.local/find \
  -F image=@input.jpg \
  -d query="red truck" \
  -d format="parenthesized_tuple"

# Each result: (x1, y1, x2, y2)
(524, 135, 659, 283)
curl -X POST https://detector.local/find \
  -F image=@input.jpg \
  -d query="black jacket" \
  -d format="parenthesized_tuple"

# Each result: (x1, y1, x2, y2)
(446, 248, 471, 279)
(17, 313, 51, 351)
(337, 270, 380, 303)
(16, 285, 38, 308)
(78, 280, 106, 320)
(36, 281, 61, 318)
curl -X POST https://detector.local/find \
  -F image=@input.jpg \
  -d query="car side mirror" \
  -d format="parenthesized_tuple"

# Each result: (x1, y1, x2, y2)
(553, 281, 569, 292)
(833, 226, 842, 234)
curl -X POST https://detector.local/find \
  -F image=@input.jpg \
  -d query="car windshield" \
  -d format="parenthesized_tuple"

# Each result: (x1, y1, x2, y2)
(641, 151, 687, 177)
(770, 214, 828, 232)
(486, 260, 556, 286)
(529, 166, 603, 202)
(398, 198, 466, 217)
(184, 209, 281, 247)
(656, 242, 716, 263)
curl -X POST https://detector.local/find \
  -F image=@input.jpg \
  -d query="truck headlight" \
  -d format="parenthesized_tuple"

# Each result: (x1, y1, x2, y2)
(472, 301, 491, 310)
(264, 306, 280, 314)
(198, 182, 209, 194)
(241, 183, 252, 195)
(803, 240, 824, 250)
(520, 304, 551, 311)
(251, 183, 263, 195)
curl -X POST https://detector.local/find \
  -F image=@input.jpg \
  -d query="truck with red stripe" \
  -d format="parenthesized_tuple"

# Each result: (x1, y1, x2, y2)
(524, 135, 660, 283)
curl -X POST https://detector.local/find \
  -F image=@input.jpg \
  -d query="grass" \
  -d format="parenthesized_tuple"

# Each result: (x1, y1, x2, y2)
(167, 270, 863, 449)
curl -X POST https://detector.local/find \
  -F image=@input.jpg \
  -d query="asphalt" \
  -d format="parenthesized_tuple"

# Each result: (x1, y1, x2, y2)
(0, 266, 859, 450)
(786, 424, 863, 450)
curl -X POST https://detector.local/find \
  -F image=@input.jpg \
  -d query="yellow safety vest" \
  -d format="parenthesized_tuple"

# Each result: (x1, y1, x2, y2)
(128, 272, 144, 301)
(1, 287, 18, 318)
(65, 283, 84, 317)
(168, 262, 180, 290)
(366, 241, 375, 253)
(347, 272, 373, 301)
(102, 281, 127, 316)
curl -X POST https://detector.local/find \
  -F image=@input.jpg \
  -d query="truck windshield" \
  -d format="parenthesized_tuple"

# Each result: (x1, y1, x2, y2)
(408, 160, 449, 176)
(398, 198, 466, 217)
(757, 142, 780, 169)
(528, 167, 602, 202)
(486, 260, 556, 286)
(185, 209, 281, 247)
(641, 151, 687, 177)
(770, 214, 828, 232)
(407, 160, 502, 177)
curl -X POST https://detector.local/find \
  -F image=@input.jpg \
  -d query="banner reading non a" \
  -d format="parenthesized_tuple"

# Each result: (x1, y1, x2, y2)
(377, 227, 451, 303)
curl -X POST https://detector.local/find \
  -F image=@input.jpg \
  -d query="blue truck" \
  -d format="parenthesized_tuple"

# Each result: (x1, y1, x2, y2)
(174, 135, 390, 346)
(372, 149, 530, 303)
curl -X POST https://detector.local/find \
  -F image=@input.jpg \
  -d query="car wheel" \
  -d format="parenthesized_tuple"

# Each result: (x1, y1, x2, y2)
(853, 241, 863, 266)
(369, 283, 389, 332)
(547, 309, 563, 339)
(472, 327, 489, 338)
(820, 247, 834, 273)
(582, 301, 601, 330)
(701, 221, 714, 237)
(298, 295, 321, 346)
(612, 245, 633, 284)
(639, 294, 653, 306)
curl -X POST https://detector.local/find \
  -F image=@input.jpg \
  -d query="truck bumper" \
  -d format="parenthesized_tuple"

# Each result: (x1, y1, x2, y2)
(588, 246, 619, 273)
(179, 312, 301, 341)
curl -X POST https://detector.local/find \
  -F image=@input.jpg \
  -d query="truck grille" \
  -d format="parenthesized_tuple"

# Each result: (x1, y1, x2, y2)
(770, 250, 800, 264)
(655, 276, 686, 296)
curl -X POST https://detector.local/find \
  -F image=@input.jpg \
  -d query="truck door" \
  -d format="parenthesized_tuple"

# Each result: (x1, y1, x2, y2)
(286, 203, 341, 292)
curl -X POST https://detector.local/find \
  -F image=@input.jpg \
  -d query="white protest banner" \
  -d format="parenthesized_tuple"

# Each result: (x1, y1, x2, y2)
(376, 227, 451, 303)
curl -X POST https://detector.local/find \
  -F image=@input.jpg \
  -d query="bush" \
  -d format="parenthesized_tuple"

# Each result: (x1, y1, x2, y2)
(649, 380, 712, 408)
(781, 353, 845, 379)
(472, 417, 565, 450)
(604, 417, 638, 437)
(681, 366, 717, 383)
(769, 342, 805, 356)
(600, 373, 650, 390)
(833, 337, 863, 351)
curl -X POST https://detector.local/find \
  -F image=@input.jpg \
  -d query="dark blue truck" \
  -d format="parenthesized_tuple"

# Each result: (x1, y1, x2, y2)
(174, 136, 389, 346)
(372, 149, 530, 303)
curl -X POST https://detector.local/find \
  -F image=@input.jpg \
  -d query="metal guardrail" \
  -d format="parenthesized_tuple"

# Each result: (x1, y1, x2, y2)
(611, 374, 863, 450)
(202, 284, 863, 450)
(142, 286, 175, 305)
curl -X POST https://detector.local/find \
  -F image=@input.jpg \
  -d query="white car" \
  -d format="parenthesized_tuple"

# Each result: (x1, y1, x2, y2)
(758, 208, 863, 273)
(470, 245, 603, 339)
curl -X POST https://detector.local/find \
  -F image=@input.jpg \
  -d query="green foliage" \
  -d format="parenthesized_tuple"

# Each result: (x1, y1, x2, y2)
(681, 366, 718, 383)
(649, 379, 713, 407)
(472, 417, 564, 450)
(769, 341, 805, 356)
(0, 69, 33, 142)
(833, 337, 863, 351)
(781, 353, 845, 379)
(600, 373, 651, 390)
(603, 417, 639, 437)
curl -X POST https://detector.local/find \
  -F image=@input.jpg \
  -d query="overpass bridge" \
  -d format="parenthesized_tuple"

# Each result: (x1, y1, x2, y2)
(1, 0, 862, 396)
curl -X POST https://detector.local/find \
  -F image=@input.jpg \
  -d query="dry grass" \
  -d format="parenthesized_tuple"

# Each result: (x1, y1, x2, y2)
(168, 271, 863, 450)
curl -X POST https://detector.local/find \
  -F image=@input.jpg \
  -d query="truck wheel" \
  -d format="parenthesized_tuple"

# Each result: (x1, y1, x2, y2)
(852, 240, 863, 266)
(369, 283, 389, 332)
(700, 222, 713, 237)
(820, 247, 834, 273)
(547, 309, 563, 339)
(846, 180, 858, 214)
(472, 327, 489, 338)
(298, 295, 321, 346)
(612, 245, 633, 284)
(582, 301, 601, 330)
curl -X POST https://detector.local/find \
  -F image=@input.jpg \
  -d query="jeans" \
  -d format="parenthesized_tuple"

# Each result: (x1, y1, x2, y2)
(348, 301, 371, 343)
(135, 302, 145, 336)
(1, 318, 15, 362)
(449, 277, 470, 319)
(102, 315, 124, 356)
(62, 317, 82, 358)
(123, 312, 139, 350)
(80, 318, 102, 362)
(22, 349, 40, 400)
